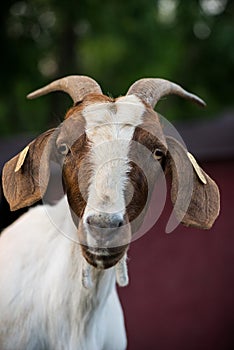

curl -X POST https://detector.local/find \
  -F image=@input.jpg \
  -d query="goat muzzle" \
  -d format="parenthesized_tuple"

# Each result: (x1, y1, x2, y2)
(78, 214, 131, 269)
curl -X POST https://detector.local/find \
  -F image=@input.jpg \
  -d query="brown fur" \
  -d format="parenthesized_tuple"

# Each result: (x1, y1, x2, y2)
(2, 128, 57, 211)
(166, 136, 220, 229)
(2, 93, 220, 269)
(65, 94, 114, 120)
(126, 111, 168, 233)
(62, 133, 92, 219)
(81, 244, 128, 269)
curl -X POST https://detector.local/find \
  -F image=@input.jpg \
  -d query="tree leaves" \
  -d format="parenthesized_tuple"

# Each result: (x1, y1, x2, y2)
(0, 0, 233, 136)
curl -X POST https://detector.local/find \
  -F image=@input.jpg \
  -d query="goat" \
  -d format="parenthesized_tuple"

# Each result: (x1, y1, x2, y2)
(0, 76, 220, 350)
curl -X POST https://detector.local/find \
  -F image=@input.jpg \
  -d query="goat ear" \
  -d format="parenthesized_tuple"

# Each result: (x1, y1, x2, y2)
(165, 136, 220, 232)
(2, 129, 56, 211)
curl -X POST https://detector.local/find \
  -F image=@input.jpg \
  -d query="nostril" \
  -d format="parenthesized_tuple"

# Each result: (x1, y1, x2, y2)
(117, 219, 123, 228)
(86, 215, 98, 227)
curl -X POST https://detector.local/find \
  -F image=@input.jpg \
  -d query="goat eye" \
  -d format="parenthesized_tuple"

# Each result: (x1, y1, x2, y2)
(153, 148, 164, 160)
(57, 143, 69, 155)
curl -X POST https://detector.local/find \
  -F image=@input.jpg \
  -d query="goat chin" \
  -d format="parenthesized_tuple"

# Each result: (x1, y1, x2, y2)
(82, 254, 129, 289)
(80, 244, 128, 268)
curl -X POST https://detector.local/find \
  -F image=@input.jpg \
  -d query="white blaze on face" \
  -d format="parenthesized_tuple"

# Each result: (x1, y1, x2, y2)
(82, 95, 145, 223)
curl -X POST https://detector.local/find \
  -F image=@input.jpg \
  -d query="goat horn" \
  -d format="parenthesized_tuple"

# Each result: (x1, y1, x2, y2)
(27, 75, 102, 103)
(127, 78, 206, 108)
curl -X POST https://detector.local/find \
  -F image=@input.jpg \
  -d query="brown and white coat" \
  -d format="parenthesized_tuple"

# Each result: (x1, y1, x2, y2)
(0, 76, 220, 350)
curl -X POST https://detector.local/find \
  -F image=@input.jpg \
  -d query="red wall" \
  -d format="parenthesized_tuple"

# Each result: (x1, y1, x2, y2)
(118, 160, 234, 350)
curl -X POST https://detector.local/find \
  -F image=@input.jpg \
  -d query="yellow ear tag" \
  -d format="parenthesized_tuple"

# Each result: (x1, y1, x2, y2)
(15, 145, 30, 172)
(187, 152, 207, 185)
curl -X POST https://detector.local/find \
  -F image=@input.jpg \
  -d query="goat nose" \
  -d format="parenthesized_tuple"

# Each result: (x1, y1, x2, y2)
(86, 213, 123, 229)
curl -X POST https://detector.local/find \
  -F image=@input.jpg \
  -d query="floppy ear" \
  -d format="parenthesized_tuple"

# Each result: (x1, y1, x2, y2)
(2, 129, 56, 211)
(166, 136, 220, 232)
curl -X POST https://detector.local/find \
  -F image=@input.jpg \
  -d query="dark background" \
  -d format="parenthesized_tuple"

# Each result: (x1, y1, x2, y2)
(0, 0, 234, 136)
(1, 1, 234, 349)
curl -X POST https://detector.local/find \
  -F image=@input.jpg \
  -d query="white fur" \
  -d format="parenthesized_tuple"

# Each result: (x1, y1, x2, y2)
(0, 96, 145, 349)
(115, 254, 129, 287)
(0, 197, 127, 350)
(82, 96, 145, 244)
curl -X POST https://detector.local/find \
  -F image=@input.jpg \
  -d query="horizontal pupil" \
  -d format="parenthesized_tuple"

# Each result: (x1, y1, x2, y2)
(155, 149, 163, 156)
(59, 145, 67, 153)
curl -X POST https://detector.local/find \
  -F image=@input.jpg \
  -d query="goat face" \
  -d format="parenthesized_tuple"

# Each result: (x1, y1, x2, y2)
(54, 94, 167, 268)
(2, 76, 220, 270)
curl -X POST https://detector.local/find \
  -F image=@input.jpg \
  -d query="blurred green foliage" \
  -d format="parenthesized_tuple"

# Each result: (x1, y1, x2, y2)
(0, 0, 233, 136)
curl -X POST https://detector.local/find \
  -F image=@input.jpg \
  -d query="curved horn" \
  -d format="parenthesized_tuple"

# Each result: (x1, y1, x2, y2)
(127, 78, 206, 108)
(27, 75, 102, 103)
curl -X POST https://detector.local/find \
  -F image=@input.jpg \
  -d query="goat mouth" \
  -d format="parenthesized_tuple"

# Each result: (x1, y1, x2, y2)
(81, 245, 127, 269)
